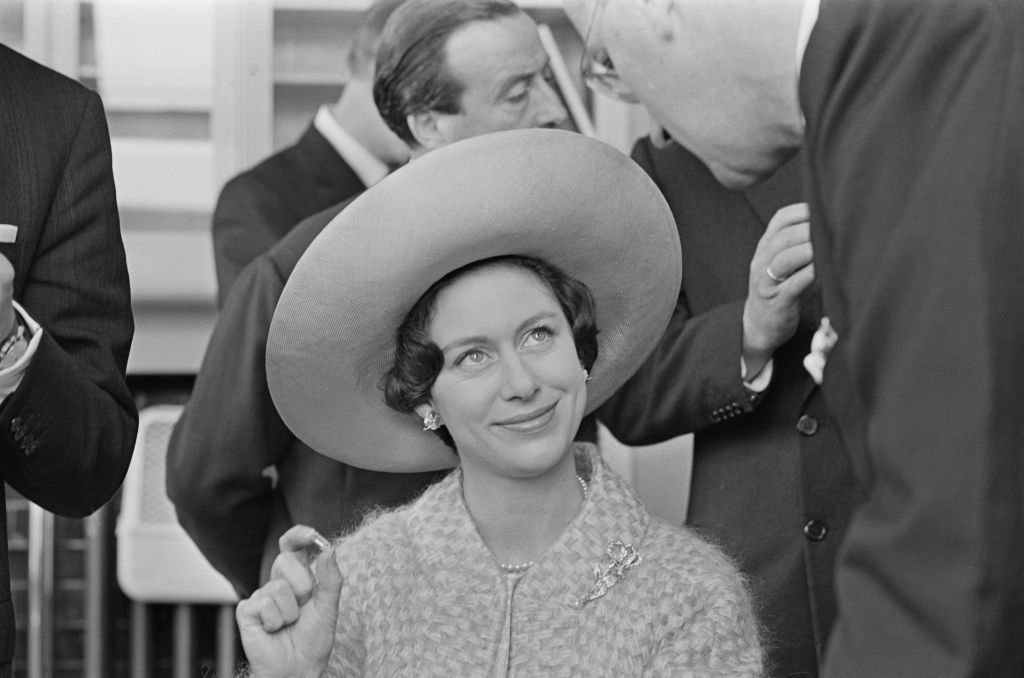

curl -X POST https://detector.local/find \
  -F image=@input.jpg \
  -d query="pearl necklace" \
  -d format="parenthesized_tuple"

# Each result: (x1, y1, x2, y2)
(498, 474, 589, 574)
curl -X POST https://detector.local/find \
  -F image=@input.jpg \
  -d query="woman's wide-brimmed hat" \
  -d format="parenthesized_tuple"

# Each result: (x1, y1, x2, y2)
(267, 128, 680, 472)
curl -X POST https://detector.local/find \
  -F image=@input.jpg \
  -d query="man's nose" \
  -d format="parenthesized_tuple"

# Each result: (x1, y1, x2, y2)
(531, 77, 567, 128)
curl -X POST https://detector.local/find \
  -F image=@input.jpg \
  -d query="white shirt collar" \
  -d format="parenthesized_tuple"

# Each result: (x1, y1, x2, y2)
(794, 0, 821, 128)
(314, 104, 389, 188)
(796, 0, 821, 77)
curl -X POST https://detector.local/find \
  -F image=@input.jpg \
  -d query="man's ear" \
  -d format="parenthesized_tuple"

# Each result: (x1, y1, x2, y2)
(407, 110, 448, 151)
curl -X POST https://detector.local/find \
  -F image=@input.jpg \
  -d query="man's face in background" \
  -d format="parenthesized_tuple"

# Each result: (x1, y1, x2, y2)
(433, 12, 568, 144)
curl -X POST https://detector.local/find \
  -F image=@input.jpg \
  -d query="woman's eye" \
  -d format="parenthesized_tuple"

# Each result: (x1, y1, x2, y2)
(525, 327, 553, 346)
(455, 349, 487, 367)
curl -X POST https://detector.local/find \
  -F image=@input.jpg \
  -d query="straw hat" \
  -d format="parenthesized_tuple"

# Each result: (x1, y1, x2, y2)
(267, 128, 680, 472)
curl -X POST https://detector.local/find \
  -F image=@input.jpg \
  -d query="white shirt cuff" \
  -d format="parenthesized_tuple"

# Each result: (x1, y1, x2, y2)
(741, 356, 773, 393)
(0, 301, 43, 402)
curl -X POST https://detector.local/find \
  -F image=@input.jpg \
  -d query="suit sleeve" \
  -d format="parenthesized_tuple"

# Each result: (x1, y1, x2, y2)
(166, 256, 292, 596)
(597, 142, 755, 445)
(212, 177, 285, 309)
(0, 91, 137, 517)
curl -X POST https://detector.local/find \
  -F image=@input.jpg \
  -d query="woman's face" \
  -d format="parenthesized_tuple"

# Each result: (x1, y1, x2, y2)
(416, 264, 588, 480)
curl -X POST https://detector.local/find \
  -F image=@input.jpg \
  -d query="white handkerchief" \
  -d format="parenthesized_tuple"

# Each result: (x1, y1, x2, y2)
(0, 224, 18, 243)
(804, 316, 838, 385)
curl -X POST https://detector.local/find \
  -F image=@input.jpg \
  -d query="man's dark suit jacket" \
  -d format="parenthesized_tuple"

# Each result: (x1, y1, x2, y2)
(211, 122, 366, 306)
(168, 201, 442, 597)
(799, 1, 1024, 675)
(0, 45, 137, 673)
(598, 140, 861, 677)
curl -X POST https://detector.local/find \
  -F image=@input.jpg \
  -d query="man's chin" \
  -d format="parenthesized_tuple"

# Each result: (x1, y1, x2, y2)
(659, 128, 782, 189)
(707, 161, 766, 190)
(716, 137, 804, 189)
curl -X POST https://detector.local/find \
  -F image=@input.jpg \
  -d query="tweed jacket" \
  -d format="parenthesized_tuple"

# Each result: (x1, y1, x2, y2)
(0, 45, 136, 673)
(327, 444, 762, 677)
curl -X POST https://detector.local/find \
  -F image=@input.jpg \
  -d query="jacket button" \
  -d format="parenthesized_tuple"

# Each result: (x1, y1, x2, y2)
(796, 414, 819, 436)
(803, 520, 828, 541)
(11, 416, 22, 429)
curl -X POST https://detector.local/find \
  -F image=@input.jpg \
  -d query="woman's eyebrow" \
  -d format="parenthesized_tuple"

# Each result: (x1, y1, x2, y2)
(439, 334, 491, 355)
(514, 310, 560, 336)
(439, 311, 560, 354)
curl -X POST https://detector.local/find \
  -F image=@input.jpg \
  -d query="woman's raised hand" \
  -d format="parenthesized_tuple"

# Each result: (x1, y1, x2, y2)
(236, 525, 343, 678)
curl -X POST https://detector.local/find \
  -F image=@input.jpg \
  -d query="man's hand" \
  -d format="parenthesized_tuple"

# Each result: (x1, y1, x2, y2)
(0, 254, 17, 340)
(742, 203, 815, 378)
(236, 526, 343, 678)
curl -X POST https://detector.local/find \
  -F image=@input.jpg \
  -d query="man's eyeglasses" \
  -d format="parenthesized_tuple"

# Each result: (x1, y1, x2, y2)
(579, 0, 639, 104)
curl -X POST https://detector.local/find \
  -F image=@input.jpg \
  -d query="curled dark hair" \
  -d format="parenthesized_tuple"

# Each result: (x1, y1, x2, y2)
(372, 0, 521, 145)
(384, 255, 599, 449)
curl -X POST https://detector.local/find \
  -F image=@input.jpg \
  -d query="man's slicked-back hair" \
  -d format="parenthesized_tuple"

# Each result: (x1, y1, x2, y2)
(346, 0, 407, 81)
(372, 0, 522, 145)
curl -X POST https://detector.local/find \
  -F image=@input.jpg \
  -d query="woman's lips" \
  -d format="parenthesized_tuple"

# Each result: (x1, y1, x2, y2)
(495, 402, 557, 433)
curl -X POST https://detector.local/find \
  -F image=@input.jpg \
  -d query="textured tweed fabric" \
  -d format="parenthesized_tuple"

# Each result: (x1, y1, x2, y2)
(327, 444, 763, 677)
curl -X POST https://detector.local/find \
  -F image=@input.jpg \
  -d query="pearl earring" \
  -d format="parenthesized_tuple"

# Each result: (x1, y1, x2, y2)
(421, 410, 442, 431)
(584, 369, 591, 383)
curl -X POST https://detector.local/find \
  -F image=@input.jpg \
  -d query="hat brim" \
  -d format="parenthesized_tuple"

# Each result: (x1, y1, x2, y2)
(267, 129, 680, 472)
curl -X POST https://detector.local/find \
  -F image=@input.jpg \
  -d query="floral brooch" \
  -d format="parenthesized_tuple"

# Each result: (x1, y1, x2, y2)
(570, 539, 642, 609)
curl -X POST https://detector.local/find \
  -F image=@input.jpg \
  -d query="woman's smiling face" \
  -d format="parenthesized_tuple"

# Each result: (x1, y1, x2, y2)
(416, 263, 588, 480)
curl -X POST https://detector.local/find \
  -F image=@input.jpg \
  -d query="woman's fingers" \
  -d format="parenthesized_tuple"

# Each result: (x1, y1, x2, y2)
(278, 524, 329, 556)
(237, 578, 300, 634)
(310, 546, 344, 630)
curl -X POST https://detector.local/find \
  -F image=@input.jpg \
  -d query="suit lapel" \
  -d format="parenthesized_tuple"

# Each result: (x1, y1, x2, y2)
(297, 124, 367, 196)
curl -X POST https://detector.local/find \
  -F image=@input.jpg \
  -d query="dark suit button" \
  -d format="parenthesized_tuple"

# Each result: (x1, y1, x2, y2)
(796, 414, 819, 436)
(11, 416, 22, 429)
(803, 520, 828, 541)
